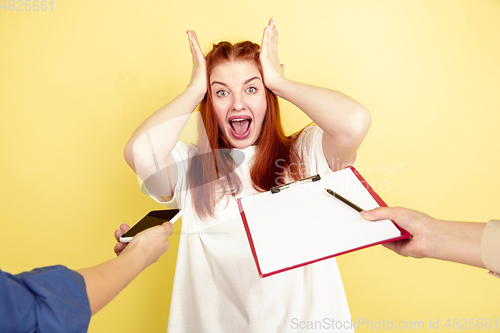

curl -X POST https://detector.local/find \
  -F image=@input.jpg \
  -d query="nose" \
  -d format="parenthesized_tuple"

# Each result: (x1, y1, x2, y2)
(231, 92, 246, 111)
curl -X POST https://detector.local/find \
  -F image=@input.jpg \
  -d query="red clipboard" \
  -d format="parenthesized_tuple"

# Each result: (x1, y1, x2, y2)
(237, 166, 411, 278)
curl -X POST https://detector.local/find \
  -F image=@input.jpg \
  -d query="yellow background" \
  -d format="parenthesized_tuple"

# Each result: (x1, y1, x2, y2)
(1, 0, 499, 332)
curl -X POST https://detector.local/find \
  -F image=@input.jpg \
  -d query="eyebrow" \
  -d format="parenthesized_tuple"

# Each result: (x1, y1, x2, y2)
(210, 76, 261, 87)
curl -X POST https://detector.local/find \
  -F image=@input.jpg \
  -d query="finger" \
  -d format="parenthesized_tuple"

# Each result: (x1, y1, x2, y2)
(189, 31, 205, 65)
(382, 239, 412, 257)
(361, 206, 406, 221)
(190, 30, 201, 50)
(187, 31, 194, 56)
(114, 242, 126, 256)
(114, 229, 123, 241)
(115, 224, 130, 241)
(381, 241, 397, 252)
(268, 17, 278, 52)
(262, 17, 275, 53)
(260, 25, 269, 57)
(262, 17, 276, 53)
(161, 221, 174, 237)
(187, 31, 197, 65)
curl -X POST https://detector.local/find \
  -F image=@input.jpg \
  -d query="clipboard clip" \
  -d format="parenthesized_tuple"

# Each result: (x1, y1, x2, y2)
(270, 174, 321, 194)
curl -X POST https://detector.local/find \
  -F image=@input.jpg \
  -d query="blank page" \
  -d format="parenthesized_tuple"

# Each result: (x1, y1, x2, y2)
(240, 168, 401, 276)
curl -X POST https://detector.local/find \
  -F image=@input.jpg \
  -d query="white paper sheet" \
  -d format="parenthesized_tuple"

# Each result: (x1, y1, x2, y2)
(240, 168, 401, 276)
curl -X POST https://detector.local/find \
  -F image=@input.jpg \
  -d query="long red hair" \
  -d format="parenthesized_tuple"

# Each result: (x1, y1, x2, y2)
(187, 41, 305, 218)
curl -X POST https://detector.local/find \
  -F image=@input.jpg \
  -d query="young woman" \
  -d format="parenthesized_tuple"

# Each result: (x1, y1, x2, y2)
(122, 18, 371, 332)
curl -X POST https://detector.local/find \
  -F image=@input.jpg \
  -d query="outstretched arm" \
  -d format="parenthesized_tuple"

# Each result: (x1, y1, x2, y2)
(260, 18, 371, 170)
(77, 222, 173, 315)
(361, 207, 486, 268)
(123, 31, 207, 198)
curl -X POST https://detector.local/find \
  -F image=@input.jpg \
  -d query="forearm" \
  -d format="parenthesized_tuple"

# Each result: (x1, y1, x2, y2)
(270, 78, 371, 139)
(426, 220, 486, 268)
(77, 251, 146, 315)
(124, 86, 205, 171)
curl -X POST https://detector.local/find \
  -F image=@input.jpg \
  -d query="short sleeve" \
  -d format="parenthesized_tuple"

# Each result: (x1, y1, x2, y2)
(145, 141, 191, 209)
(0, 265, 90, 333)
(292, 126, 330, 176)
(480, 219, 500, 278)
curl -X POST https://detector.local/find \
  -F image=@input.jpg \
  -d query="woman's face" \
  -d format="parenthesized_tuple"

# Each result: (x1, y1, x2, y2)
(209, 60, 267, 149)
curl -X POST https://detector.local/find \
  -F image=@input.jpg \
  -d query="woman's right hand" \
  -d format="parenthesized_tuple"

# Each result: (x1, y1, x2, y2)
(186, 30, 207, 97)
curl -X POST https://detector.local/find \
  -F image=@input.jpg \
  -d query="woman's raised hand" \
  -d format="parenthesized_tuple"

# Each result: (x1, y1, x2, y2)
(260, 18, 286, 94)
(186, 30, 207, 97)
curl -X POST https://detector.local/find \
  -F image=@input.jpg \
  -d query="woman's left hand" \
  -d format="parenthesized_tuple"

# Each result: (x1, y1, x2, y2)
(260, 17, 286, 93)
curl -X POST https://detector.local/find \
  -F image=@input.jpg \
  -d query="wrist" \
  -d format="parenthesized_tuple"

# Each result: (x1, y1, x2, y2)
(422, 218, 449, 260)
(185, 83, 207, 103)
(426, 219, 485, 267)
(265, 76, 289, 97)
(120, 240, 155, 271)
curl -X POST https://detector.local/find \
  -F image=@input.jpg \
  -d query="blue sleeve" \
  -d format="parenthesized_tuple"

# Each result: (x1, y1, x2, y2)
(0, 265, 91, 333)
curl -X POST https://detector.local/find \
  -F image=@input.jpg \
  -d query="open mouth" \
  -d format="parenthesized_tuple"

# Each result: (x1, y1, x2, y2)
(229, 117, 252, 139)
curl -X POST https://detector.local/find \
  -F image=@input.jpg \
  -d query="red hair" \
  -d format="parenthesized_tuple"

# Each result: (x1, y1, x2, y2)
(187, 41, 304, 218)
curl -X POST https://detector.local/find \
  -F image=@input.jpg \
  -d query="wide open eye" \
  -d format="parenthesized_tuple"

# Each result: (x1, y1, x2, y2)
(246, 87, 257, 94)
(216, 90, 229, 97)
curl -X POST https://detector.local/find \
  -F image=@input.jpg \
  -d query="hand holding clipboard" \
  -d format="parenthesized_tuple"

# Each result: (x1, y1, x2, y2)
(238, 166, 410, 278)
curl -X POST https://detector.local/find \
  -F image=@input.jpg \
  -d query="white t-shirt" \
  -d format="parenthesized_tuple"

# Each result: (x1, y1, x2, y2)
(154, 126, 354, 333)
